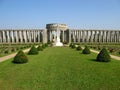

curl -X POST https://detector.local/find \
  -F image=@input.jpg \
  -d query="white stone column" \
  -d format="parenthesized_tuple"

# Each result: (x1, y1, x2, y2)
(106, 31, 109, 43)
(98, 31, 101, 42)
(38, 31, 40, 42)
(95, 31, 97, 42)
(20, 30, 22, 43)
(0, 31, 2, 43)
(43, 29, 47, 43)
(29, 31, 31, 42)
(114, 31, 116, 43)
(73, 31, 76, 43)
(80, 30, 82, 42)
(6, 31, 9, 43)
(15, 31, 18, 43)
(11, 30, 14, 43)
(110, 31, 113, 42)
(62, 30, 64, 42)
(86, 30, 89, 42)
(82, 30, 84, 42)
(77, 30, 79, 42)
(50, 30, 52, 42)
(2, 31, 6, 43)
(69, 30, 71, 43)
(116, 31, 119, 42)
(90, 31, 93, 42)
(118, 31, 120, 42)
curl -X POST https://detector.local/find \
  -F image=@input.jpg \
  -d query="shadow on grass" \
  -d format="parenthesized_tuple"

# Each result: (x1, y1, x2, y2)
(89, 59, 110, 63)
(89, 59, 97, 62)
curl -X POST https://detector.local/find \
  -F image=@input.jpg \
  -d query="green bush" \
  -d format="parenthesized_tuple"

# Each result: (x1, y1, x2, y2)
(37, 45, 43, 51)
(109, 48, 115, 53)
(96, 48, 111, 62)
(118, 51, 120, 54)
(13, 50, 28, 64)
(11, 48, 16, 52)
(42, 44, 46, 49)
(28, 46, 38, 55)
(44, 43, 48, 47)
(82, 46, 91, 54)
(69, 43, 76, 49)
(4, 50, 9, 54)
(69, 43, 73, 47)
(76, 45, 82, 51)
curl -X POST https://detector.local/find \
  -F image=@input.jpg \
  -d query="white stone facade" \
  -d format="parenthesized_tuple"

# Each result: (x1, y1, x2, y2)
(0, 23, 120, 44)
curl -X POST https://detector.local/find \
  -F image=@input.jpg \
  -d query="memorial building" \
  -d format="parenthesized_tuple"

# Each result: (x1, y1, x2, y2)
(0, 23, 120, 44)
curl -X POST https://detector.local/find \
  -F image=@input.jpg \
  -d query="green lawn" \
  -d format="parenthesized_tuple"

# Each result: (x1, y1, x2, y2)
(0, 47, 120, 90)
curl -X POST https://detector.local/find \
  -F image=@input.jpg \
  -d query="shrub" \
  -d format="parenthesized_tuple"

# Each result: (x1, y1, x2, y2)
(4, 50, 9, 54)
(42, 44, 46, 49)
(69, 43, 73, 47)
(37, 45, 43, 51)
(13, 50, 28, 64)
(76, 45, 82, 51)
(20, 47, 24, 49)
(97, 46, 102, 50)
(96, 48, 111, 62)
(109, 48, 115, 53)
(70, 43, 76, 49)
(11, 48, 16, 52)
(44, 43, 48, 47)
(82, 46, 91, 54)
(28, 46, 38, 55)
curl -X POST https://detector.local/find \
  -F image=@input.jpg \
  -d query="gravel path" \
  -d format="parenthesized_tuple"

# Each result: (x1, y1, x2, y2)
(0, 48, 30, 63)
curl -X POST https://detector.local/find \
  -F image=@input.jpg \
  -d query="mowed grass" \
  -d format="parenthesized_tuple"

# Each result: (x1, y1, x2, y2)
(0, 47, 120, 90)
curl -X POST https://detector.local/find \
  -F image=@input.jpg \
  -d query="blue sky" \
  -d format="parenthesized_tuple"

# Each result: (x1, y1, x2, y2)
(0, 0, 120, 29)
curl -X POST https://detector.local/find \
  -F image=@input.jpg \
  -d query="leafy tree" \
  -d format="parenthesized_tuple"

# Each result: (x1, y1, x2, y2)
(13, 50, 28, 64)
(96, 48, 111, 62)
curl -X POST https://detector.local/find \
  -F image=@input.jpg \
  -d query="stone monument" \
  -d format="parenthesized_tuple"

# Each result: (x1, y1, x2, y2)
(53, 24, 63, 46)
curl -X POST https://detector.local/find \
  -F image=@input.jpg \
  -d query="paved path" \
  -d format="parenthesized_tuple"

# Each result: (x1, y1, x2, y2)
(0, 48, 30, 63)
(90, 49, 120, 61)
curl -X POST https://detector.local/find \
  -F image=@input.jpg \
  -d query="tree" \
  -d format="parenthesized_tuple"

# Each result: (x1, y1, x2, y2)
(28, 45, 38, 55)
(96, 48, 111, 62)
(13, 50, 28, 64)
(82, 46, 91, 54)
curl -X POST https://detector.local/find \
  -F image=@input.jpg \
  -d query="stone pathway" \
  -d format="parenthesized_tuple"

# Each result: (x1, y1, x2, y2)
(90, 49, 120, 61)
(0, 48, 30, 63)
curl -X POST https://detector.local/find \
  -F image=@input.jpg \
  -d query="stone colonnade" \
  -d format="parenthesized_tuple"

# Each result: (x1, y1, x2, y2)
(69, 30, 120, 43)
(0, 29, 120, 44)
(47, 30, 68, 43)
(0, 29, 46, 44)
